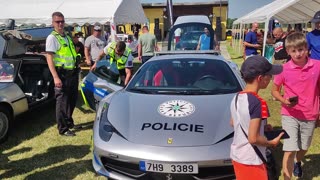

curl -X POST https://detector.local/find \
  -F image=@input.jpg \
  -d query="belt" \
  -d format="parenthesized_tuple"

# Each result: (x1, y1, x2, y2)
(55, 67, 76, 77)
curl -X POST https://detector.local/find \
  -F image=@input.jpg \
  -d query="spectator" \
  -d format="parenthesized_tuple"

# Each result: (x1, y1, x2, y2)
(73, 33, 85, 59)
(243, 23, 261, 59)
(84, 25, 107, 66)
(45, 11, 81, 136)
(230, 55, 283, 180)
(272, 32, 320, 179)
(306, 10, 320, 60)
(174, 28, 182, 43)
(196, 27, 219, 50)
(272, 27, 290, 64)
(138, 25, 158, 64)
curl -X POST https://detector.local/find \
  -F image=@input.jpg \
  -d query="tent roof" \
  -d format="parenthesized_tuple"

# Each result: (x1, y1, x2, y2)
(0, 0, 147, 26)
(233, 0, 320, 24)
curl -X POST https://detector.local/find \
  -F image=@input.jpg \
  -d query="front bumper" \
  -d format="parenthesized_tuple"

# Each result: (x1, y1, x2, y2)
(92, 133, 235, 180)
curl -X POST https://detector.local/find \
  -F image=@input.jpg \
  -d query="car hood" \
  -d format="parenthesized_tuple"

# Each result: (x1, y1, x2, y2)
(106, 91, 235, 147)
(0, 82, 11, 90)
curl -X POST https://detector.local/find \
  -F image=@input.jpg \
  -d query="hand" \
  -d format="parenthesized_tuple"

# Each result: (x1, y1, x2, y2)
(54, 77, 62, 88)
(86, 59, 92, 66)
(90, 62, 97, 71)
(254, 44, 261, 48)
(284, 98, 297, 108)
(269, 132, 284, 147)
(138, 56, 142, 61)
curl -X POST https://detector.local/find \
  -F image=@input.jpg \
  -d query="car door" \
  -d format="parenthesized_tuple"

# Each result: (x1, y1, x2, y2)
(81, 59, 123, 110)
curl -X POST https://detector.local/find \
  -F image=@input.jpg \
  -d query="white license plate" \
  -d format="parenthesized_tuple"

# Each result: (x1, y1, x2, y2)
(139, 161, 198, 174)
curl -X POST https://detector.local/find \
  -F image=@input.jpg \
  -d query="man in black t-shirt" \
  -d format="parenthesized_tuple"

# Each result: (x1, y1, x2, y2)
(272, 27, 290, 64)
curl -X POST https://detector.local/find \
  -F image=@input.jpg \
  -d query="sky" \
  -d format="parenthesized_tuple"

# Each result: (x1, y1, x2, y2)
(228, 0, 274, 19)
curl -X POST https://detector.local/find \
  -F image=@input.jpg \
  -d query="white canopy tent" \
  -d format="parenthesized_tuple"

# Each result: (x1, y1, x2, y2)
(0, 0, 147, 26)
(232, 0, 320, 56)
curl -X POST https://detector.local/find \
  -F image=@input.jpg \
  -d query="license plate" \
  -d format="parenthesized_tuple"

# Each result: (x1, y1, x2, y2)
(139, 161, 198, 174)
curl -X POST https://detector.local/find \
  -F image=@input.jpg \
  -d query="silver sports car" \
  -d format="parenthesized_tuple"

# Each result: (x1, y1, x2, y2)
(92, 52, 245, 180)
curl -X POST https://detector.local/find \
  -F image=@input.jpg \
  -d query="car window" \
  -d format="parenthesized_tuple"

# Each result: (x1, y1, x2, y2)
(0, 61, 16, 82)
(168, 23, 214, 51)
(92, 59, 122, 86)
(127, 58, 242, 95)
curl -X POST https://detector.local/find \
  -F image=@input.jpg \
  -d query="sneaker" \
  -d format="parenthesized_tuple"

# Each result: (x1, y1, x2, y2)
(293, 162, 303, 177)
(61, 130, 76, 136)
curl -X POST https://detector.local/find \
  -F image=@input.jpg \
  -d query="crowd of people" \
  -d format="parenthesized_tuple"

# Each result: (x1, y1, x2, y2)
(232, 11, 320, 180)
(45, 12, 159, 137)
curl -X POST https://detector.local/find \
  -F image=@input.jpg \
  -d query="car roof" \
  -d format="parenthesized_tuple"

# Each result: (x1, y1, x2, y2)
(174, 15, 211, 26)
(151, 52, 226, 62)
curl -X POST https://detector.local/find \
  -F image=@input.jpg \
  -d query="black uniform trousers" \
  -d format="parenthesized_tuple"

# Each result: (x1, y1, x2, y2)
(55, 68, 79, 134)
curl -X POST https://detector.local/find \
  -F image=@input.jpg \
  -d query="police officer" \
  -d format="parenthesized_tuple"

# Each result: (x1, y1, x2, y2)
(46, 12, 81, 136)
(94, 41, 133, 85)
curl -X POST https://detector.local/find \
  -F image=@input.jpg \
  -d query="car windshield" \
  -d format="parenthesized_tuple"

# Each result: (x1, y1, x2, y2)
(0, 61, 17, 82)
(126, 58, 242, 95)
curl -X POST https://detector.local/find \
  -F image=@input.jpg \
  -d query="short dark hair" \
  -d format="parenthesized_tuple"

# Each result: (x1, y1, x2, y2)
(52, 12, 64, 18)
(116, 41, 126, 52)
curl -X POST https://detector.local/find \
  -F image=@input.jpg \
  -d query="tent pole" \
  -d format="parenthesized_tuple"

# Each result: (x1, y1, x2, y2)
(239, 23, 243, 55)
(232, 23, 235, 49)
(262, 18, 269, 58)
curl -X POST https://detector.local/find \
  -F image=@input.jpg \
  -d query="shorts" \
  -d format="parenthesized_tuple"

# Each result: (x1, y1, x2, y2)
(282, 115, 316, 151)
(232, 160, 267, 180)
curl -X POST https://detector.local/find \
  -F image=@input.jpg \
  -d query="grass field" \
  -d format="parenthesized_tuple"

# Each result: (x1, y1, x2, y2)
(1, 43, 320, 180)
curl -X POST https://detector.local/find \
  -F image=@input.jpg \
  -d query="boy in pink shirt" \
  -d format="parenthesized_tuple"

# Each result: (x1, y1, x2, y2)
(272, 32, 320, 179)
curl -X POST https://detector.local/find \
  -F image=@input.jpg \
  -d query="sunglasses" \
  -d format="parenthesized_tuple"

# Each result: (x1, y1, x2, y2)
(55, 20, 65, 24)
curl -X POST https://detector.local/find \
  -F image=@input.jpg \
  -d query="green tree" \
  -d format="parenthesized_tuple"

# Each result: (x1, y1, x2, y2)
(227, 18, 237, 29)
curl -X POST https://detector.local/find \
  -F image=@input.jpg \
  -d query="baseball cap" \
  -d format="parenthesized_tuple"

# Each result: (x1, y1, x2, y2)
(241, 55, 283, 79)
(93, 25, 101, 31)
(311, 11, 320, 23)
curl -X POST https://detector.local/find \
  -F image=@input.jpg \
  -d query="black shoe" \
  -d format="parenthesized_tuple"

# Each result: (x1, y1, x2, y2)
(61, 130, 76, 136)
(293, 162, 303, 178)
(70, 125, 83, 130)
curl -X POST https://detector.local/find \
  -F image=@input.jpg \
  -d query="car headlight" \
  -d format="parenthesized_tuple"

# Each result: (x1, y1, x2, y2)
(99, 103, 114, 142)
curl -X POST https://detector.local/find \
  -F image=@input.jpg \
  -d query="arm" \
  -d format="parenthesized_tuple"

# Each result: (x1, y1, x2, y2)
(124, 68, 132, 85)
(84, 46, 91, 66)
(248, 118, 283, 147)
(243, 33, 261, 48)
(46, 52, 62, 88)
(196, 36, 201, 50)
(138, 36, 142, 61)
(214, 35, 220, 50)
(271, 83, 294, 107)
(243, 41, 261, 48)
(90, 50, 107, 71)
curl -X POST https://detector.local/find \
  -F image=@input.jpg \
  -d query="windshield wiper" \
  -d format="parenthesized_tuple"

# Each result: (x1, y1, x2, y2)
(128, 88, 153, 94)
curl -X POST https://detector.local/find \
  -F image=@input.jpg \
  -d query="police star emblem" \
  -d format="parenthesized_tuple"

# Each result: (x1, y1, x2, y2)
(167, 138, 173, 144)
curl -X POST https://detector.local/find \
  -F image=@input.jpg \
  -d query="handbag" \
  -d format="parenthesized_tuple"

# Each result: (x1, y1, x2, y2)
(235, 93, 278, 180)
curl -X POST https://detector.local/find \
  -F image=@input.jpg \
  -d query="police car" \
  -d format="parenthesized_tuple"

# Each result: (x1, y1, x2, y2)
(90, 51, 245, 180)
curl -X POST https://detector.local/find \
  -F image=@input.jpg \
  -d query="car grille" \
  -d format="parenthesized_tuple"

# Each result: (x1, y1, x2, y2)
(101, 157, 235, 180)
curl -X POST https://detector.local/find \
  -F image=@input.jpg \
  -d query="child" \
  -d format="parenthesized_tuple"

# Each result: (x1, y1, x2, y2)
(230, 55, 283, 180)
(272, 32, 320, 179)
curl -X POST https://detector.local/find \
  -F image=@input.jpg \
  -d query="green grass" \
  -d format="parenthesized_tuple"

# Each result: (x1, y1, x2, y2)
(1, 47, 320, 180)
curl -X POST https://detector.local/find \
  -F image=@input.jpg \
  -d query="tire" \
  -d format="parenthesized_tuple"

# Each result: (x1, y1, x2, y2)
(0, 106, 11, 143)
